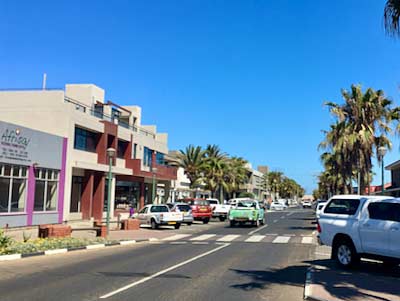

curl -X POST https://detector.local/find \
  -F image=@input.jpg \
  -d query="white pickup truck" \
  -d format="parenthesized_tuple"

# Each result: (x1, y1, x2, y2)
(318, 195, 400, 268)
(135, 204, 183, 229)
(207, 198, 230, 221)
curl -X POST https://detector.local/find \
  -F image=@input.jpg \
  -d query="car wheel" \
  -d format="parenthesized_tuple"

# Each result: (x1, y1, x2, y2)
(333, 240, 359, 268)
(187, 222, 192, 226)
(150, 219, 158, 230)
(203, 218, 210, 224)
(219, 216, 226, 222)
(255, 219, 260, 227)
(260, 218, 265, 225)
(174, 223, 181, 230)
(230, 220, 236, 227)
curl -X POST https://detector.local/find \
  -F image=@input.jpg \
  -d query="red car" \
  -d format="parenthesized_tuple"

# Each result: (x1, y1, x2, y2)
(179, 198, 212, 224)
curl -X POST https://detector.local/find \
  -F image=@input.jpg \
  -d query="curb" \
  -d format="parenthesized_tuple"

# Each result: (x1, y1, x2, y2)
(304, 266, 329, 301)
(0, 238, 155, 262)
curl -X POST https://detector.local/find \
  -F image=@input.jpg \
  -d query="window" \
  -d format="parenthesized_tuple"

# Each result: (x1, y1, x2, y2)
(93, 104, 104, 119)
(34, 168, 59, 212)
(133, 144, 137, 159)
(156, 153, 165, 165)
(74, 127, 98, 152)
(150, 205, 169, 213)
(117, 140, 129, 159)
(111, 108, 121, 122)
(324, 198, 360, 215)
(143, 147, 153, 167)
(0, 165, 27, 213)
(139, 207, 148, 214)
(368, 202, 400, 222)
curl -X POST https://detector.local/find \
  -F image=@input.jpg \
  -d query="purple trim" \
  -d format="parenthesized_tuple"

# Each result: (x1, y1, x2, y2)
(57, 138, 68, 223)
(26, 166, 36, 226)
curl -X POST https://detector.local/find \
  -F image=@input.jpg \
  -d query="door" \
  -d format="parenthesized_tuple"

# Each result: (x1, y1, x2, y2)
(389, 203, 400, 258)
(137, 207, 148, 225)
(359, 202, 392, 256)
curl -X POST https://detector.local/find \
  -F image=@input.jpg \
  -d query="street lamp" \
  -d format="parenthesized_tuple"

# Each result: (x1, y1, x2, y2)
(378, 146, 387, 195)
(106, 147, 116, 236)
(151, 167, 158, 204)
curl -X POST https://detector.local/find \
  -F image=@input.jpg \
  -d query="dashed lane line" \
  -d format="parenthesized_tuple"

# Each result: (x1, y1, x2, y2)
(248, 224, 268, 235)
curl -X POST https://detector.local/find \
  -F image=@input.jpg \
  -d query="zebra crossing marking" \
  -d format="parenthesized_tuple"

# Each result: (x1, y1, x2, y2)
(162, 234, 191, 241)
(190, 234, 216, 241)
(217, 235, 241, 242)
(301, 237, 313, 244)
(272, 236, 291, 244)
(245, 235, 265, 243)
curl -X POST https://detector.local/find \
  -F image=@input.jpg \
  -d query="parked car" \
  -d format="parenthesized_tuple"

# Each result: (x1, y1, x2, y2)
(270, 201, 286, 211)
(171, 203, 194, 225)
(207, 198, 231, 221)
(302, 200, 312, 208)
(318, 195, 400, 268)
(228, 199, 265, 227)
(315, 201, 327, 219)
(134, 204, 183, 229)
(179, 198, 212, 224)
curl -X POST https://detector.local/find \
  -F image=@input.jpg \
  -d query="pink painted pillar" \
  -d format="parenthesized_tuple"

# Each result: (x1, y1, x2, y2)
(26, 165, 36, 226)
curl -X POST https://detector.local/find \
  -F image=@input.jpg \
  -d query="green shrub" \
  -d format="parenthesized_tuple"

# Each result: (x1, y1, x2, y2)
(0, 230, 13, 249)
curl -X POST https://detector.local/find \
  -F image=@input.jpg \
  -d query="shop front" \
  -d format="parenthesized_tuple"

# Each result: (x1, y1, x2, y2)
(0, 121, 67, 228)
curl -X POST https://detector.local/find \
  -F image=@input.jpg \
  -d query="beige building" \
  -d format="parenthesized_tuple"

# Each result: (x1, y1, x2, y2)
(0, 84, 177, 223)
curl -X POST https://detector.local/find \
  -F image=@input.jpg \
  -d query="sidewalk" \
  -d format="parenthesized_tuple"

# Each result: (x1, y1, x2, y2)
(305, 245, 400, 301)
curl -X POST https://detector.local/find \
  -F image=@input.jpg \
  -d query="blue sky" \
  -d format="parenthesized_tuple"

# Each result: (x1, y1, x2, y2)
(1, 0, 400, 193)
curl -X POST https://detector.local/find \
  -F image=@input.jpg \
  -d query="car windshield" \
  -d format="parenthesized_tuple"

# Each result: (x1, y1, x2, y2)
(237, 201, 256, 208)
(150, 206, 169, 213)
(193, 200, 209, 206)
(177, 205, 191, 212)
(209, 200, 218, 205)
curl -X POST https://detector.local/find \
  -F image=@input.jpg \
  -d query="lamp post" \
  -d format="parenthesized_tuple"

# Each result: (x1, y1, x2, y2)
(378, 146, 387, 195)
(151, 167, 158, 204)
(106, 148, 116, 236)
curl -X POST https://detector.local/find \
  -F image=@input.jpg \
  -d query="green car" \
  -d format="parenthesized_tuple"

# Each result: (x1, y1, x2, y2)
(228, 199, 265, 227)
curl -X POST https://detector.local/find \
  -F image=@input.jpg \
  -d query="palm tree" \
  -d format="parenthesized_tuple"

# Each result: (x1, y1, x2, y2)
(224, 157, 249, 198)
(267, 171, 283, 200)
(172, 145, 206, 189)
(320, 85, 398, 193)
(384, 0, 400, 37)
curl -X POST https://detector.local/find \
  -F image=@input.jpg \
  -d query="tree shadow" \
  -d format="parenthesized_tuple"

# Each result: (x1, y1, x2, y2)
(304, 259, 400, 301)
(288, 226, 316, 231)
(230, 265, 308, 291)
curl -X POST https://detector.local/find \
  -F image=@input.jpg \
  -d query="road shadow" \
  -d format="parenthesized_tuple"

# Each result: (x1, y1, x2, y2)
(230, 265, 308, 291)
(288, 226, 316, 231)
(304, 259, 400, 301)
(289, 217, 316, 221)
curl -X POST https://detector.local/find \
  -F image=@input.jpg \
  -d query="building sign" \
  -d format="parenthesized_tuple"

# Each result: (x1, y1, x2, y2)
(0, 121, 63, 169)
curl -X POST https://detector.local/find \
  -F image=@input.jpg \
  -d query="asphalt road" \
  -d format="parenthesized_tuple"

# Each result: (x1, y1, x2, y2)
(0, 208, 317, 301)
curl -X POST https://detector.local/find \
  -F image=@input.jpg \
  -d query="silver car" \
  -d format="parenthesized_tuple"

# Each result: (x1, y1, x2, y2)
(171, 203, 194, 225)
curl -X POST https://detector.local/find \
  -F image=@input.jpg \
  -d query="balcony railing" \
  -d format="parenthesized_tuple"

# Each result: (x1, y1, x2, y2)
(64, 96, 155, 138)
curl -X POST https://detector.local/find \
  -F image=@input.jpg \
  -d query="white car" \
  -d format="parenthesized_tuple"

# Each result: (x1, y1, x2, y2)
(318, 195, 400, 268)
(302, 200, 312, 208)
(316, 201, 327, 219)
(270, 202, 287, 211)
(135, 204, 183, 229)
(207, 198, 231, 221)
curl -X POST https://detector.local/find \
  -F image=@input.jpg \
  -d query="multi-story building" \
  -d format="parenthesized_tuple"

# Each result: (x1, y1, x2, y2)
(0, 84, 177, 226)
(239, 163, 267, 200)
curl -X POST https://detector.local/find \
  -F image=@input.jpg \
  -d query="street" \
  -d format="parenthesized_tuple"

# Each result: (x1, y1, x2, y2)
(0, 208, 317, 301)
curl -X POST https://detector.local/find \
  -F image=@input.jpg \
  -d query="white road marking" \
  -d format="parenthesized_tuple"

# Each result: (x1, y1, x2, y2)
(273, 220, 278, 223)
(245, 235, 265, 243)
(248, 224, 268, 235)
(265, 233, 278, 236)
(162, 234, 191, 241)
(190, 234, 216, 241)
(272, 236, 291, 244)
(301, 237, 313, 244)
(312, 231, 316, 235)
(280, 216, 285, 219)
(149, 238, 159, 242)
(192, 242, 209, 245)
(283, 234, 296, 237)
(100, 243, 230, 299)
(217, 235, 240, 242)
(169, 241, 187, 245)
(287, 212, 294, 216)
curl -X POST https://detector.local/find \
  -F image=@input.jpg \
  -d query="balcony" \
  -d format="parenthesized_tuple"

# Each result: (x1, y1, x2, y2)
(126, 159, 177, 181)
(64, 96, 156, 138)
